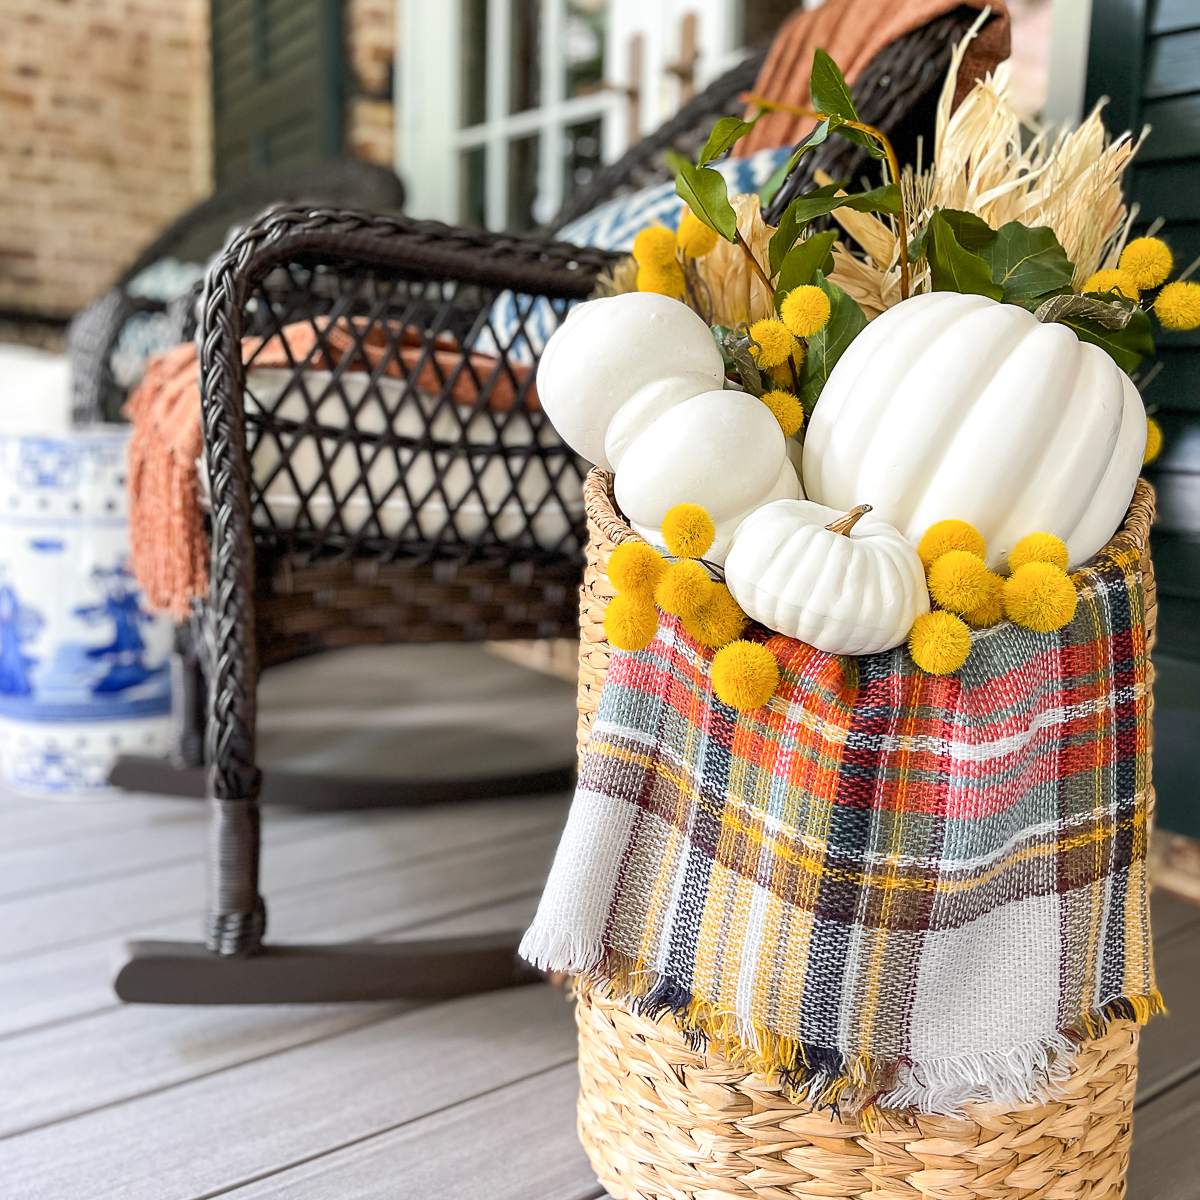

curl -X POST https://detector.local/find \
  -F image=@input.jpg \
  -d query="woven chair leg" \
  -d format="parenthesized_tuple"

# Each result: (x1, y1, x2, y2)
(206, 794, 267, 955)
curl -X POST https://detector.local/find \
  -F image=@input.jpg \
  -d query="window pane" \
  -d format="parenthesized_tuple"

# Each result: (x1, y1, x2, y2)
(562, 117, 602, 202)
(460, 146, 487, 227)
(507, 135, 540, 231)
(564, 0, 606, 99)
(461, 0, 488, 127)
(510, 0, 541, 114)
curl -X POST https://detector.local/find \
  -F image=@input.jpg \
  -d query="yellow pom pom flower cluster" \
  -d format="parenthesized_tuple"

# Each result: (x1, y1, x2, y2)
(780, 285, 831, 339)
(633, 227, 685, 298)
(747, 319, 797, 369)
(1155, 280, 1200, 331)
(711, 641, 778, 711)
(1144, 416, 1162, 465)
(759, 389, 805, 438)
(909, 523, 1078, 675)
(602, 504, 776, 711)
(1080, 235, 1200, 334)
(1083, 268, 1140, 301)
(662, 504, 715, 559)
(676, 211, 718, 259)
(1120, 237, 1173, 290)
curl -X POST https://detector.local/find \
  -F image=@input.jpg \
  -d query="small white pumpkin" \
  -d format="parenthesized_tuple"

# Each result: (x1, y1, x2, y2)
(724, 500, 929, 655)
(536, 292, 725, 472)
(617, 390, 800, 563)
(802, 292, 1147, 571)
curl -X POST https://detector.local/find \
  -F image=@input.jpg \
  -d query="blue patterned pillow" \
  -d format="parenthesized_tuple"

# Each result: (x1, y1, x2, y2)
(478, 146, 793, 366)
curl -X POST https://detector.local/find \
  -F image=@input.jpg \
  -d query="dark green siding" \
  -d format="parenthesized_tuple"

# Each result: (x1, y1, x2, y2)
(1087, 0, 1200, 837)
(211, 0, 344, 185)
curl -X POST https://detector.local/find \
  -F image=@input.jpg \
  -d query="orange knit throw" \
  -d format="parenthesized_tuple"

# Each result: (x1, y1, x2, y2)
(125, 319, 534, 620)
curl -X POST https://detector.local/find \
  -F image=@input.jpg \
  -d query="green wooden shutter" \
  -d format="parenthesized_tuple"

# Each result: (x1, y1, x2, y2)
(211, 0, 344, 185)
(1087, 0, 1200, 837)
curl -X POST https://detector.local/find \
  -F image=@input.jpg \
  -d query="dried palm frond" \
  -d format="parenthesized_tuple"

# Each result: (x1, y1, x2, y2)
(695, 193, 777, 327)
(929, 23, 1144, 285)
(591, 255, 639, 299)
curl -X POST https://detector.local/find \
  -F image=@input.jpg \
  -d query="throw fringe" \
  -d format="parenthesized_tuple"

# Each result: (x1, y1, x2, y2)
(580, 955, 1163, 1123)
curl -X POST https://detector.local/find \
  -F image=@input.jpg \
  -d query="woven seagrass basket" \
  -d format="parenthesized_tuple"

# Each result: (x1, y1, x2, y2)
(573, 467, 1155, 1200)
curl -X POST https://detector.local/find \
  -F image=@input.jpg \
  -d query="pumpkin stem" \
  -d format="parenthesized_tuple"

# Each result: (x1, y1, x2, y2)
(826, 504, 872, 536)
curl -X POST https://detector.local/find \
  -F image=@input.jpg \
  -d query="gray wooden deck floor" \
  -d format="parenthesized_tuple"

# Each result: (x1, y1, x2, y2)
(0, 643, 1196, 1199)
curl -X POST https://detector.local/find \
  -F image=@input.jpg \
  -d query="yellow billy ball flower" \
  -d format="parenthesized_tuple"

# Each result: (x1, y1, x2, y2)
(655, 559, 714, 617)
(676, 211, 719, 259)
(1144, 416, 1162, 465)
(608, 541, 667, 601)
(637, 261, 686, 298)
(1003, 562, 1078, 632)
(1008, 532, 1069, 573)
(682, 584, 748, 648)
(711, 640, 779, 710)
(747, 319, 797, 369)
(759, 389, 805, 438)
(780, 285, 832, 338)
(632, 226, 678, 269)
(604, 594, 659, 652)
(1155, 280, 1200, 331)
(766, 357, 798, 388)
(917, 520, 986, 569)
(1083, 268, 1140, 301)
(662, 503, 716, 559)
(1119, 237, 1173, 290)
(908, 611, 972, 675)
(963, 573, 1005, 628)
(927, 550, 993, 614)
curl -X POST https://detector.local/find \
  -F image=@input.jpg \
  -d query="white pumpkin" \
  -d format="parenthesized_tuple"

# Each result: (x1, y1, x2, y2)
(537, 294, 801, 559)
(536, 292, 725, 472)
(725, 500, 929, 655)
(619, 390, 801, 562)
(802, 292, 1147, 571)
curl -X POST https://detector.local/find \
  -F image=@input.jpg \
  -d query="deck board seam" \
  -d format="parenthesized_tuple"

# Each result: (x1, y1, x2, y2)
(190, 1055, 581, 1200)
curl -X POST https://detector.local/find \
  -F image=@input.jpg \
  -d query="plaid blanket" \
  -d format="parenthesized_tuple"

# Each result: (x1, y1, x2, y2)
(522, 484, 1161, 1117)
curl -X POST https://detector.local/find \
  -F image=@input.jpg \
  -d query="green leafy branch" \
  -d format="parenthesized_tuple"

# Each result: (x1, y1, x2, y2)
(913, 209, 1156, 371)
(670, 49, 911, 306)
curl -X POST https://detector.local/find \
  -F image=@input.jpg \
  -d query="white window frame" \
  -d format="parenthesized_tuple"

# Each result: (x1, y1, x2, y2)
(400, 1, 621, 228)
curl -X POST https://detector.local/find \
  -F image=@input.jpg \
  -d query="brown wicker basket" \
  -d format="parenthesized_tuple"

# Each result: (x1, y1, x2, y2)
(572, 467, 1155, 1200)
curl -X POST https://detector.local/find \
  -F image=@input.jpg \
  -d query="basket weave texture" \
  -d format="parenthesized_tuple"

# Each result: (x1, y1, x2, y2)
(572, 467, 1155, 1200)
(577, 985, 1139, 1200)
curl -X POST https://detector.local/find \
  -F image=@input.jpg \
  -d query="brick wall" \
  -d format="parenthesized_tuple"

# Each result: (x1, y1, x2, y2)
(0, 0, 211, 320)
(345, 0, 396, 167)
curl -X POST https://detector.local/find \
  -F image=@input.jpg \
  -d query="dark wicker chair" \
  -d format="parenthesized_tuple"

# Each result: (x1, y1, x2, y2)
(114, 12, 983, 1005)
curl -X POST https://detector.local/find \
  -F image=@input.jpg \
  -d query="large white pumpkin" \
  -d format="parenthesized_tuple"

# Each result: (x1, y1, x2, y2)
(802, 292, 1147, 570)
(725, 500, 929, 655)
(536, 293, 725, 472)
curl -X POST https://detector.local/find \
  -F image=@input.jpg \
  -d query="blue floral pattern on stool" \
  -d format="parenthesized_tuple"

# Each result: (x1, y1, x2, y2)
(0, 430, 175, 795)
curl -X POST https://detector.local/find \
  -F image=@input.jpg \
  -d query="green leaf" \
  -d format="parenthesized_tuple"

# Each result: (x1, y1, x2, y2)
(1058, 305, 1156, 374)
(927, 213, 1003, 300)
(774, 230, 838, 307)
(668, 152, 738, 242)
(809, 49, 859, 122)
(697, 116, 757, 167)
(767, 185, 842, 274)
(910, 208, 995, 262)
(786, 182, 902, 227)
(808, 50, 882, 159)
(758, 119, 834, 206)
(978, 223, 1074, 305)
(798, 270, 867, 413)
(939, 209, 997, 250)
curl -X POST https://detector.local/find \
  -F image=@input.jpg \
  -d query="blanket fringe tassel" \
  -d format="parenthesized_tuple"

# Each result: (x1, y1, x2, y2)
(578, 954, 1164, 1127)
